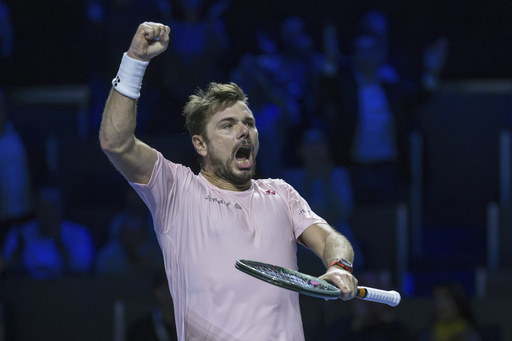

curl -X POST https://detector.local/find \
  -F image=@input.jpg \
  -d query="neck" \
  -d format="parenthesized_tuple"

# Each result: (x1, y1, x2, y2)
(200, 169, 252, 192)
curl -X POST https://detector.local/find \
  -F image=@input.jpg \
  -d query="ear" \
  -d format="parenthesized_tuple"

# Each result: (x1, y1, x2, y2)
(192, 135, 208, 157)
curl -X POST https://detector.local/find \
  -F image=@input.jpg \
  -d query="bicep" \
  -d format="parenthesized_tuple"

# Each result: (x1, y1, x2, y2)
(104, 138, 157, 184)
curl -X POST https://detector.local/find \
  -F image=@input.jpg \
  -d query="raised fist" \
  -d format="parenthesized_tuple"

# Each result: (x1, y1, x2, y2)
(126, 22, 171, 61)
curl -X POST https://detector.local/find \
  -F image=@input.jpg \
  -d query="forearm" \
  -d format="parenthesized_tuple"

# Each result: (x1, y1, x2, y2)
(317, 228, 358, 300)
(301, 223, 358, 298)
(99, 88, 138, 154)
(301, 223, 354, 267)
(322, 231, 354, 268)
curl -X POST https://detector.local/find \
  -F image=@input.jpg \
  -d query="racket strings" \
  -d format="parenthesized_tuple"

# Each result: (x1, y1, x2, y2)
(254, 264, 335, 291)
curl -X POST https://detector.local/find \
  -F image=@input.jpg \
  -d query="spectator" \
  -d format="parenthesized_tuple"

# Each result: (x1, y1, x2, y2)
(158, 0, 231, 126)
(239, 16, 325, 169)
(273, 16, 324, 122)
(285, 128, 354, 228)
(358, 10, 448, 91)
(96, 203, 163, 277)
(230, 33, 295, 178)
(2, 185, 95, 279)
(83, 0, 168, 133)
(0, 89, 33, 245)
(418, 282, 482, 341)
(317, 29, 447, 205)
(357, 11, 400, 84)
(325, 269, 411, 341)
(106, 187, 153, 243)
(283, 127, 364, 272)
(126, 270, 178, 341)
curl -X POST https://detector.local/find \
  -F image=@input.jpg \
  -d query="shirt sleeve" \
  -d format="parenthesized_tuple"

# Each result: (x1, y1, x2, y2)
(128, 150, 193, 235)
(279, 180, 328, 243)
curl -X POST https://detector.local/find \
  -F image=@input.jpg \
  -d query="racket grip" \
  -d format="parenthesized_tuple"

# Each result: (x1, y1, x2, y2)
(356, 286, 401, 307)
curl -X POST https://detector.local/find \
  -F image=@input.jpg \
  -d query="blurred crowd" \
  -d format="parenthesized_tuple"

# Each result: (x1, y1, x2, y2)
(0, 0, 452, 276)
(0, 0, 504, 340)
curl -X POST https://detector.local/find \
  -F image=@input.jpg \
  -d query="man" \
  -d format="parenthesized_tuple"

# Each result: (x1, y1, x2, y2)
(2, 186, 95, 279)
(100, 22, 357, 340)
(318, 31, 446, 205)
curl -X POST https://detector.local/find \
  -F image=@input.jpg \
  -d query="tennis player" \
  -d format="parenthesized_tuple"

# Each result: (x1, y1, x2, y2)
(100, 22, 358, 340)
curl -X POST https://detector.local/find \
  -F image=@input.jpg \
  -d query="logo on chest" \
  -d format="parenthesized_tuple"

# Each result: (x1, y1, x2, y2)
(205, 194, 231, 207)
(204, 195, 243, 210)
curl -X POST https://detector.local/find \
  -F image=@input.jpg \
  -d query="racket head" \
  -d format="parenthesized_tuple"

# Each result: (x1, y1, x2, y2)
(235, 259, 341, 300)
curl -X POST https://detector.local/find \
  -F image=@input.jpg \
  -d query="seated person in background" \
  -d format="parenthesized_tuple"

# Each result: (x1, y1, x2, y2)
(2, 185, 96, 279)
(283, 127, 364, 273)
(325, 269, 411, 341)
(418, 282, 482, 341)
(96, 211, 163, 277)
(230, 47, 296, 179)
(161, 0, 231, 103)
(127, 270, 178, 341)
(106, 187, 154, 245)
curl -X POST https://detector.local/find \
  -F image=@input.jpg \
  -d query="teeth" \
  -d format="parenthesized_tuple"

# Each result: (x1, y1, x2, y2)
(238, 159, 250, 164)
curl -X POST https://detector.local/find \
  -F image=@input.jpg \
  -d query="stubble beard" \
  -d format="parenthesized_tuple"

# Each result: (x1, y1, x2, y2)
(208, 145, 256, 186)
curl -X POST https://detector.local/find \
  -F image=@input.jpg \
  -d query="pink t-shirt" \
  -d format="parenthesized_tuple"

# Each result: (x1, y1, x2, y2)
(130, 151, 327, 340)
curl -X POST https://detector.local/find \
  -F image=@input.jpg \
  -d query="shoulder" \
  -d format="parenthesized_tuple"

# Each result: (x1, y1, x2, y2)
(253, 177, 299, 197)
(137, 151, 198, 189)
(254, 177, 291, 189)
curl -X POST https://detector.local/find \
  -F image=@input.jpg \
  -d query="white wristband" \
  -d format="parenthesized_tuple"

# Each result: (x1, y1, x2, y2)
(112, 53, 149, 99)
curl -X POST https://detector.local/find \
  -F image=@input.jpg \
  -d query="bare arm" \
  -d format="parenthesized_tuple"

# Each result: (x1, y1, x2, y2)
(99, 22, 170, 184)
(300, 223, 358, 300)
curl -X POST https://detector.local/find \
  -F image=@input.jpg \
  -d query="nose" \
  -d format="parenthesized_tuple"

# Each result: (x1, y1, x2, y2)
(237, 122, 250, 139)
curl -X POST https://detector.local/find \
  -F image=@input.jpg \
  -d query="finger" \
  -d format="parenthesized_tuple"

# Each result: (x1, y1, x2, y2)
(320, 273, 350, 297)
(157, 25, 171, 43)
(337, 275, 358, 300)
(140, 22, 165, 42)
(140, 22, 156, 40)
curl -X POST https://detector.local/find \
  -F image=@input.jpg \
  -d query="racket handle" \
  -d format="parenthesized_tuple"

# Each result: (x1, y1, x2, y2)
(356, 286, 401, 307)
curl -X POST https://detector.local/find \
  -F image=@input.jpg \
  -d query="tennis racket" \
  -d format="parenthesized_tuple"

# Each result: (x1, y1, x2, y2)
(235, 259, 401, 307)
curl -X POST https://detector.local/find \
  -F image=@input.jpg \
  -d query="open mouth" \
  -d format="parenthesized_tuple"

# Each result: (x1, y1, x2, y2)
(235, 145, 252, 167)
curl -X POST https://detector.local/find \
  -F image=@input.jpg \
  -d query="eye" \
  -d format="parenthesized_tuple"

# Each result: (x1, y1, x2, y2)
(246, 121, 256, 128)
(222, 123, 233, 129)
